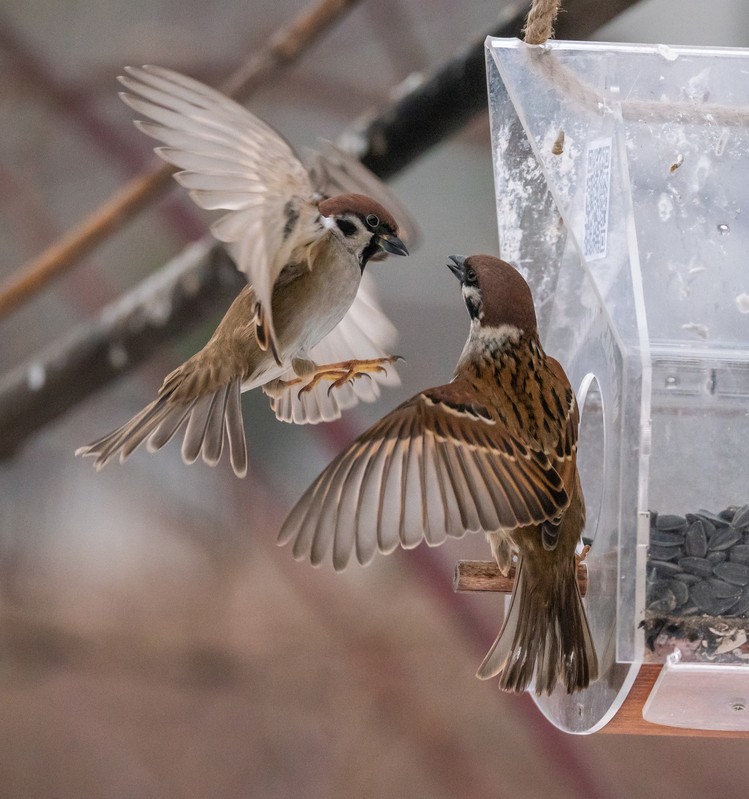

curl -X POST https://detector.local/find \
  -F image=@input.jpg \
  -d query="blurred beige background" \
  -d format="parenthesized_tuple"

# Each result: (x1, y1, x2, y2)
(2, 1, 749, 797)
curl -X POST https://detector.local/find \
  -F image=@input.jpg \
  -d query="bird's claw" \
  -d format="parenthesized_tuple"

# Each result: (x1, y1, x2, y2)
(292, 356, 402, 399)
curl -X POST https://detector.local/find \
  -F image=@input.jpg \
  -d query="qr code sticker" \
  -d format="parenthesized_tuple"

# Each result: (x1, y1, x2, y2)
(583, 139, 612, 260)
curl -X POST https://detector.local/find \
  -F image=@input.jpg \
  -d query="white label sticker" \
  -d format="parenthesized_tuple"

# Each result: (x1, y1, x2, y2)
(583, 138, 612, 260)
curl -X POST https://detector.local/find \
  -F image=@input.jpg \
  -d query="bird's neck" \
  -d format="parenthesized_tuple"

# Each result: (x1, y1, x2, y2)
(457, 322, 543, 376)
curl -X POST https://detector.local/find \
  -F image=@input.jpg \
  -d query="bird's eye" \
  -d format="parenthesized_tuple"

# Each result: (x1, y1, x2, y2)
(365, 214, 380, 228)
(337, 218, 358, 237)
(465, 268, 477, 284)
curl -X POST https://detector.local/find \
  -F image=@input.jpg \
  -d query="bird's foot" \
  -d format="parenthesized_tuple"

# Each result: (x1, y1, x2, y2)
(575, 544, 591, 568)
(296, 356, 403, 397)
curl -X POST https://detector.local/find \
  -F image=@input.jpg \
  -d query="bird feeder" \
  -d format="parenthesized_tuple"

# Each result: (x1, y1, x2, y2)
(484, 38, 749, 734)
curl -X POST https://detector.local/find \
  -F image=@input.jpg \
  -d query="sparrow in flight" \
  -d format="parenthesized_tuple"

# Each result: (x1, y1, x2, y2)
(279, 254, 597, 695)
(76, 66, 412, 478)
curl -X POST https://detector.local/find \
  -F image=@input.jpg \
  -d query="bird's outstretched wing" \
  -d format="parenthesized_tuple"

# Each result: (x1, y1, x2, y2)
(265, 272, 400, 424)
(278, 379, 573, 571)
(118, 65, 318, 361)
(306, 141, 421, 253)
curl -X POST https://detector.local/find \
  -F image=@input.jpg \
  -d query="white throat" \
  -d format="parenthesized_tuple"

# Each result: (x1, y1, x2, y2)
(457, 322, 523, 368)
(470, 322, 523, 346)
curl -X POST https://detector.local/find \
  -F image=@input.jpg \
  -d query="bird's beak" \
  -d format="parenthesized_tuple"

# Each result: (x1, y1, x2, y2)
(447, 254, 466, 281)
(378, 233, 409, 256)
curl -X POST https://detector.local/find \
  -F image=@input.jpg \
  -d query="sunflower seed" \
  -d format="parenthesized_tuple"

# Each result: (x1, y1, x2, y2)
(695, 509, 730, 528)
(731, 504, 749, 531)
(713, 561, 749, 586)
(690, 581, 718, 612)
(651, 560, 683, 576)
(706, 577, 742, 598)
(679, 557, 714, 578)
(649, 545, 684, 561)
(730, 545, 749, 565)
(707, 596, 742, 615)
(656, 514, 687, 531)
(690, 581, 740, 615)
(684, 521, 709, 557)
(648, 590, 677, 614)
(667, 579, 689, 606)
(648, 597, 677, 615)
(650, 530, 686, 547)
(647, 505, 749, 622)
(708, 528, 742, 551)
(727, 587, 749, 617)
(674, 573, 701, 585)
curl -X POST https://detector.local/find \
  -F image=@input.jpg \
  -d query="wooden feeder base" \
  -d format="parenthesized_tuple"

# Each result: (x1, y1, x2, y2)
(454, 560, 749, 736)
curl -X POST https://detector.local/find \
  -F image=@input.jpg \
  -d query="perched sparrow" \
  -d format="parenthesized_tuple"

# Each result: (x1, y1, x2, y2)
(279, 254, 598, 695)
(76, 65, 411, 477)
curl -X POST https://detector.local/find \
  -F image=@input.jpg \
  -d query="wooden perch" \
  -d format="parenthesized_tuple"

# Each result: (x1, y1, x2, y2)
(454, 560, 588, 596)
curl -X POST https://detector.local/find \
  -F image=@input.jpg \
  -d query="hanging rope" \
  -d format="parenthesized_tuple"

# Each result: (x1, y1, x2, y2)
(523, 0, 561, 45)
(519, 0, 749, 125)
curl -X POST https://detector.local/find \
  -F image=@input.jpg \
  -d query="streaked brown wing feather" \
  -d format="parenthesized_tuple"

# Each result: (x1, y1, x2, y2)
(279, 380, 572, 570)
(535, 357, 581, 549)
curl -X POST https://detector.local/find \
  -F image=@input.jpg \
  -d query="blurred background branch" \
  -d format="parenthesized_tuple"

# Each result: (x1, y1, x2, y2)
(0, 0, 643, 459)
(0, 0, 362, 318)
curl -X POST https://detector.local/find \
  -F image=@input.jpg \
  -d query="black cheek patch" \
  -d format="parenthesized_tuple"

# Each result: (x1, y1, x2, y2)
(360, 239, 378, 270)
(465, 296, 481, 319)
(337, 218, 358, 237)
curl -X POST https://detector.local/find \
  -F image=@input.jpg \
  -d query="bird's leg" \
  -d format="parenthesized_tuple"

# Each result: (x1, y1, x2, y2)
(295, 356, 403, 396)
(262, 377, 298, 398)
(291, 357, 319, 378)
(261, 358, 318, 396)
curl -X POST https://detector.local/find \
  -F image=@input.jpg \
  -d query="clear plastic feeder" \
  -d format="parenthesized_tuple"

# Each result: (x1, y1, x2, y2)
(486, 38, 749, 732)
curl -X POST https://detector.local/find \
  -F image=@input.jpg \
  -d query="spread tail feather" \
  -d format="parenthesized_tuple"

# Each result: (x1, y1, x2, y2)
(476, 556, 597, 695)
(76, 376, 247, 477)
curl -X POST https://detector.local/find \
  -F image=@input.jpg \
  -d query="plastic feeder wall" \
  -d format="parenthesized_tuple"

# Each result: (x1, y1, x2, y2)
(486, 38, 749, 733)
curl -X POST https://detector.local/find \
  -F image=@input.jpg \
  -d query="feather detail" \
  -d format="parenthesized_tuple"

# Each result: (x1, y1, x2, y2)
(278, 377, 571, 570)
(77, 375, 248, 478)
(476, 546, 597, 695)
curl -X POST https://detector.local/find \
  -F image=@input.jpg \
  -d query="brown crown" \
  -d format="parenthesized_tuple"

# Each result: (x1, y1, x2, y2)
(318, 193, 399, 233)
(465, 254, 537, 332)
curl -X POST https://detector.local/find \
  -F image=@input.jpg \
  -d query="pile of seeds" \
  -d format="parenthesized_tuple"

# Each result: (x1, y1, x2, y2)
(644, 504, 749, 662)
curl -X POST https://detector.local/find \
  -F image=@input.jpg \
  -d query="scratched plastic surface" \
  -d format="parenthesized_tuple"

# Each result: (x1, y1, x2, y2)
(486, 38, 749, 732)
